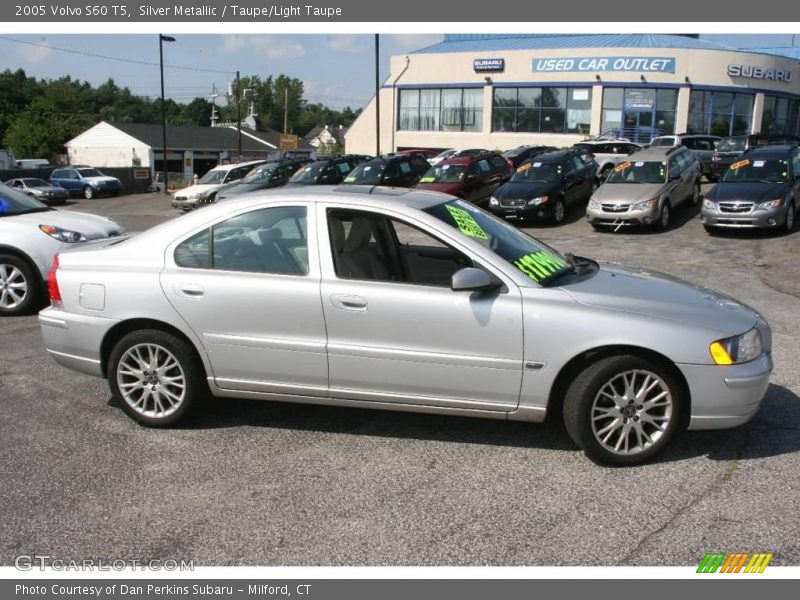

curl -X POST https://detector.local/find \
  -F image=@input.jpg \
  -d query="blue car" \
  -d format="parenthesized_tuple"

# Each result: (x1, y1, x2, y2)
(50, 166, 122, 199)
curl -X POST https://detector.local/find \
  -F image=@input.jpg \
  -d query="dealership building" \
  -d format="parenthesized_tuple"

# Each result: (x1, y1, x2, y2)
(345, 34, 800, 153)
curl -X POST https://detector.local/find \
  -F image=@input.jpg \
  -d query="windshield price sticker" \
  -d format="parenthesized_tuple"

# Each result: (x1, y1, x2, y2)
(343, 175, 356, 182)
(635, 161, 645, 167)
(533, 162, 542, 167)
(419, 176, 436, 183)
(445, 205, 489, 240)
(731, 159, 750, 170)
(442, 164, 450, 169)
(517, 163, 532, 173)
(615, 161, 631, 172)
(514, 251, 568, 282)
(753, 160, 766, 167)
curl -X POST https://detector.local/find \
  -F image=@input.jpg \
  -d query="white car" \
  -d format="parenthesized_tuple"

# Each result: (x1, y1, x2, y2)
(171, 160, 265, 211)
(0, 184, 125, 316)
(428, 149, 457, 166)
(574, 140, 641, 180)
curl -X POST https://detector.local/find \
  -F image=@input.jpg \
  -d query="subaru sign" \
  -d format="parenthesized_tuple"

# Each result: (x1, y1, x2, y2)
(474, 58, 505, 73)
(533, 56, 676, 74)
(728, 64, 793, 82)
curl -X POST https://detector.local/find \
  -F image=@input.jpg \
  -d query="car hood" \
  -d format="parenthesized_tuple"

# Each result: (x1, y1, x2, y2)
(31, 186, 68, 194)
(592, 183, 665, 204)
(9, 210, 124, 240)
(495, 181, 561, 200)
(82, 176, 120, 184)
(705, 181, 789, 203)
(415, 182, 463, 195)
(561, 263, 757, 336)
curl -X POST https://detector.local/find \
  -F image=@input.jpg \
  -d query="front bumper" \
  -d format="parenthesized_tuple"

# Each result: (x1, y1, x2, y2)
(585, 204, 659, 227)
(39, 307, 118, 378)
(488, 201, 555, 221)
(701, 205, 784, 229)
(681, 351, 772, 430)
(171, 196, 199, 210)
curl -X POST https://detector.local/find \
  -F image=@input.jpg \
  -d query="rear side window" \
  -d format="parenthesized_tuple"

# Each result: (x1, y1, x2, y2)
(490, 155, 507, 169)
(477, 159, 491, 172)
(51, 170, 65, 178)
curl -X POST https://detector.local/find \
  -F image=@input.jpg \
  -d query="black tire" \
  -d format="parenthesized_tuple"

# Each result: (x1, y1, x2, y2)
(689, 181, 701, 206)
(552, 197, 566, 224)
(590, 223, 605, 232)
(108, 329, 206, 427)
(563, 355, 683, 466)
(600, 164, 613, 180)
(653, 201, 670, 231)
(784, 201, 796, 234)
(703, 225, 719, 235)
(0, 253, 42, 316)
(83, 185, 94, 199)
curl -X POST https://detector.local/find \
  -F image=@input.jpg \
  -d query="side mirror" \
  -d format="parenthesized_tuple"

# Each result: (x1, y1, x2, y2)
(669, 172, 680, 181)
(451, 267, 499, 293)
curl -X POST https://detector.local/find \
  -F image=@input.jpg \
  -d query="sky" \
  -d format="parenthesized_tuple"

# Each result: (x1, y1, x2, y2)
(0, 33, 796, 112)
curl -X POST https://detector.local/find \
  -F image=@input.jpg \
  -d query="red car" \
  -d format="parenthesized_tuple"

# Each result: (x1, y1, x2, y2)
(396, 148, 440, 160)
(413, 151, 512, 204)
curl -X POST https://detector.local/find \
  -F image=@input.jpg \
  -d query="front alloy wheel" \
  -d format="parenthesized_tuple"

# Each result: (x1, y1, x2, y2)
(785, 201, 796, 233)
(552, 198, 566, 224)
(83, 185, 95, 199)
(654, 202, 670, 231)
(563, 355, 682, 465)
(691, 182, 701, 205)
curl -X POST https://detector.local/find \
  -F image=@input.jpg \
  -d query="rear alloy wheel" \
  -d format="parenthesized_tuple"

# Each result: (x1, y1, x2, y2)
(552, 198, 566, 224)
(0, 254, 40, 316)
(690, 182, 701, 206)
(654, 202, 670, 231)
(83, 185, 95, 199)
(784, 201, 796, 233)
(563, 355, 682, 466)
(108, 329, 204, 427)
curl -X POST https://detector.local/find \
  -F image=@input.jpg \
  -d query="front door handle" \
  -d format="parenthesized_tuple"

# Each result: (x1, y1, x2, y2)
(330, 294, 368, 312)
(176, 283, 205, 298)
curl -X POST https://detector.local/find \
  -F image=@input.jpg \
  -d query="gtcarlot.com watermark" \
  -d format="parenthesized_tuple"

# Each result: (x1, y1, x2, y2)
(15, 554, 194, 571)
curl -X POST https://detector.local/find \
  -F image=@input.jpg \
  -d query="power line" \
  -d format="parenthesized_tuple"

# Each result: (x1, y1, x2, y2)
(0, 35, 235, 75)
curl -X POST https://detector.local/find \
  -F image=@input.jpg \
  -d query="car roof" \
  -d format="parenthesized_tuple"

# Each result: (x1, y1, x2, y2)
(628, 146, 685, 160)
(532, 149, 579, 161)
(210, 160, 265, 171)
(743, 144, 799, 157)
(439, 152, 498, 165)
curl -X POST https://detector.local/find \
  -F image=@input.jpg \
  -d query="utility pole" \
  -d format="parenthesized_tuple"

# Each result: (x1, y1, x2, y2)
(375, 33, 380, 156)
(236, 70, 242, 162)
(283, 86, 289, 159)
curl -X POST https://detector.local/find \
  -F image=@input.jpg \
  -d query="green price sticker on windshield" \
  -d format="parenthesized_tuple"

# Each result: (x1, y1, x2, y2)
(419, 176, 436, 183)
(445, 204, 488, 240)
(344, 175, 356, 182)
(514, 251, 568, 282)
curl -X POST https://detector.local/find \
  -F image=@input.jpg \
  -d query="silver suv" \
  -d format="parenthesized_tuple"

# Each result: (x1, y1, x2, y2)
(650, 134, 720, 182)
(586, 146, 702, 231)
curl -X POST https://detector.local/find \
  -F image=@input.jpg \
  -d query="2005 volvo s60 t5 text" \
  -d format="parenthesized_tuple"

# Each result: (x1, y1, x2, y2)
(39, 186, 772, 465)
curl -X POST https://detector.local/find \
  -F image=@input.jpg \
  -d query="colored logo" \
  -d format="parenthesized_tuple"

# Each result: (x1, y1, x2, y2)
(697, 552, 773, 573)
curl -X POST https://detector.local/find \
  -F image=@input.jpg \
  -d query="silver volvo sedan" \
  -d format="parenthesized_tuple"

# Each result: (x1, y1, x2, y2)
(39, 187, 772, 465)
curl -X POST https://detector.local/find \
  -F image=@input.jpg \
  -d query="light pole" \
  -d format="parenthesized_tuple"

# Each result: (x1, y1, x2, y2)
(159, 34, 176, 195)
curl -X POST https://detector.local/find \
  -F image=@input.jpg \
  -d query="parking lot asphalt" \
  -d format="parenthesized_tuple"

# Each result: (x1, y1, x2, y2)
(1, 188, 799, 566)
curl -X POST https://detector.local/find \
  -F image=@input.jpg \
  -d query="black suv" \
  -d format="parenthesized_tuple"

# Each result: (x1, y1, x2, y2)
(287, 155, 369, 186)
(711, 133, 800, 179)
(342, 154, 430, 188)
(216, 158, 312, 201)
(488, 148, 598, 224)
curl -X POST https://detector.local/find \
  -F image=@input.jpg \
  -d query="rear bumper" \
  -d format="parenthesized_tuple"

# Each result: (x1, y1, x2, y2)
(680, 352, 772, 430)
(39, 307, 117, 378)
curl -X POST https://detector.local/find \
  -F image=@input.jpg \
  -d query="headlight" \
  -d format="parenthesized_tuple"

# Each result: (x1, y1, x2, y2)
(588, 198, 600, 209)
(39, 225, 87, 243)
(527, 196, 548, 206)
(709, 327, 762, 365)
(702, 198, 716, 210)
(489, 196, 499, 206)
(756, 198, 782, 211)
(632, 198, 657, 211)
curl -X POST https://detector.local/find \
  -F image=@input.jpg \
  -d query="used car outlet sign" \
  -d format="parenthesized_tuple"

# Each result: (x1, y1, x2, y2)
(727, 64, 793, 82)
(533, 56, 676, 73)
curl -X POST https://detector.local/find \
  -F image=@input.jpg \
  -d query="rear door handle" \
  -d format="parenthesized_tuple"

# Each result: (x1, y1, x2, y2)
(330, 294, 368, 311)
(176, 283, 205, 298)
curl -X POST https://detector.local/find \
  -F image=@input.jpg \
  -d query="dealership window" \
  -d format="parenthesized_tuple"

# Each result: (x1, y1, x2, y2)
(398, 88, 482, 132)
(761, 95, 800, 135)
(687, 90, 753, 136)
(600, 87, 677, 138)
(491, 87, 591, 134)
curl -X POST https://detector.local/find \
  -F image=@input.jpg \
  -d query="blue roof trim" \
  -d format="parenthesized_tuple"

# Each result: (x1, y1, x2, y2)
(747, 46, 800, 61)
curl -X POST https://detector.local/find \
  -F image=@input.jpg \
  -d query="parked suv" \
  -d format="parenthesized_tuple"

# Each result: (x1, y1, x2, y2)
(701, 145, 800, 233)
(574, 140, 641, 180)
(414, 151, 512, 204)
(502, 145, 558, 169)
(711, 133, 800, 180)
(217, 158, 312, 201)
(286, 155, 369, 186)
(488, 148, 598, 224)
(171, 160, 265, 210)
(650, 134, 720, 181)
(586, 146, 701, 231)
(342, 154, 430, 188)
(50, 167, 122, 199)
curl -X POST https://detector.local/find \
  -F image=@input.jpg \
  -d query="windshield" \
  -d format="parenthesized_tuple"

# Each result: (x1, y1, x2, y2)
(503, 147, 531, 158)
(198, 170, 227, 185)
(717, 137, 746, 153)
(650, 137, 676, 147)
(343, 161, 385, 185)
(605, 160, 666, 184)
(418, 164, 467, 184)
(0, 184, 49, 216)
(722, 158, 789, 183)
(77, 168, 103, 178)
(510, 161, 562, 183)
(290, 162, 327, 184)
(424, 199, 572, 285)
(241, 166, 277, 184)
(23, 178, 51, 187)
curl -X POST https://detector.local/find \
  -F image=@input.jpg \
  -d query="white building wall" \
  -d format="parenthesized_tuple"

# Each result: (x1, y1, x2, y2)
(65, 121, 152, 168)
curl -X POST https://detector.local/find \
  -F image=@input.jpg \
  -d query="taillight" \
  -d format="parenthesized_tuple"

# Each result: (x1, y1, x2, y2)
(48, 254, 62, 308)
